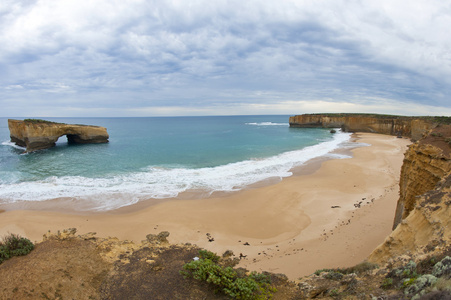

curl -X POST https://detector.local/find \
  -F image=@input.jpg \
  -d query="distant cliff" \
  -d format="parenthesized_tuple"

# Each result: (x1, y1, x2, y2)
(288, 114, 448, 141)
(8, 119, 109, 152)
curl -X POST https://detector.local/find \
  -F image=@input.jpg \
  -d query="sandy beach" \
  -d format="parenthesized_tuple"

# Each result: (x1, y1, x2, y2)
(0, 133, 410, 279)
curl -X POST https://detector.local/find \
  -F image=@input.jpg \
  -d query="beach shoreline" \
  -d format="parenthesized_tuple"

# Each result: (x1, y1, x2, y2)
(0, 132, 358, 215)
(0, 133, 411, 279)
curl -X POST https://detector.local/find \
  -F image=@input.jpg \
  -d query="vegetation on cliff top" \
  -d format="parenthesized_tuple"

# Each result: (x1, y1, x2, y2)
(22, 119, 101, 127)
(296, 113, 451, 124)
(1, 229, 451, 299)
(181, 249, 276, 299)
(23, 119, 63, 124)
(0, 233, 34, 264)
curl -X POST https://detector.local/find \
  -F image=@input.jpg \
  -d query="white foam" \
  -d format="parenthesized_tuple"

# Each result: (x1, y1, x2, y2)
(0, 130, 352, 211)
(1, 141, 26, 151)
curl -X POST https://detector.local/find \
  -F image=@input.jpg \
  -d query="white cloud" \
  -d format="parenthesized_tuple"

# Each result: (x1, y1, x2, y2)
(321, 0, 451, 82)
(5, 84, 23, 90)
(0, 0, 450, 117)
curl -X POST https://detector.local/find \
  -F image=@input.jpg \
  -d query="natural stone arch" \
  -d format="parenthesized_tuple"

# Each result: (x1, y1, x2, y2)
(8, 119, 109, 153)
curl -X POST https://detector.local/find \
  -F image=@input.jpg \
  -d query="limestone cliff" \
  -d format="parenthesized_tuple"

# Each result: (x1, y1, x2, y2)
(8, 119, 109, 152)
(289, 115, 451, 266)
(392, 125, 451, 229)
(289, 114, 436, 140)
(369, 170, 451, 264)
(369, 125, 451, 264)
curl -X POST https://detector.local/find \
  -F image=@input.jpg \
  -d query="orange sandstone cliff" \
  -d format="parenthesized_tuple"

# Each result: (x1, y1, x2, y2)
(290, 114, 451, 267)
(8, 119, 109, 153)
(289, 114, 435, 140)
(392, 125, 451, 229)
(369, 125, 451, 264)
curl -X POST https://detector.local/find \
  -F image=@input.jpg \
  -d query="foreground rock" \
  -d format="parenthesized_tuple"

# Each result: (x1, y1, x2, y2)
(8, 119, 109, 152)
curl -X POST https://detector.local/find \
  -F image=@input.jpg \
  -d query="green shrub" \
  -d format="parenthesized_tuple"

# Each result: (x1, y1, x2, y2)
(181, 250, 275, 299)
(403, 277, 416, 287)
(0, 233, 34, 264)
(324, 271, 344, 281)
(314, 268, 334, 276)
(381, 278, 393, 289)
(198, 249, 220, 263)
(248, 272, 272, 285)
(313, 261, 378, 277)
(23, 119, 60, 124)
(328, 288, 340, 296)
(432, 256, 451, 278)
(404, 275, 437, 297)
(342, 261, 379, 274)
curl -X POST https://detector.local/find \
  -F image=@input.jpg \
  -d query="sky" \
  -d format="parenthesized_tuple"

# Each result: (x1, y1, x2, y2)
(1, 0, 451, 117)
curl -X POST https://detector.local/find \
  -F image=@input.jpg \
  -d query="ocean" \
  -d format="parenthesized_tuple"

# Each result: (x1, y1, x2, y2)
(0, 116, 353, 211)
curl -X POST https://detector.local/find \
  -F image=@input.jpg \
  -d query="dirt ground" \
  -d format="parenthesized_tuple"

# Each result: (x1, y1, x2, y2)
(0, 230, 299, 300)
(1, 228, 449, 299)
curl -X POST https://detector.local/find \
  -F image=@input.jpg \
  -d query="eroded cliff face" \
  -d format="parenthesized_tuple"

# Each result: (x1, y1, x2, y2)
(393, 127, 451, 229)
(289, 114, 433, 140)
(369, 125, 451, 264)
(369, 170, 451, 264)
(8, 119, 109, 152)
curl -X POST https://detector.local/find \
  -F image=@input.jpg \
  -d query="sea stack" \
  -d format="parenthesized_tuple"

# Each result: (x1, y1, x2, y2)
(8, 119, 109, 153)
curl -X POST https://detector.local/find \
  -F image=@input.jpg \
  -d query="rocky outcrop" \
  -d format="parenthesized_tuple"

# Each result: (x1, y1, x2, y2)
(289, 114, 435, 140)
(369, 125, 451, 264)
(8, 119, 109, 152)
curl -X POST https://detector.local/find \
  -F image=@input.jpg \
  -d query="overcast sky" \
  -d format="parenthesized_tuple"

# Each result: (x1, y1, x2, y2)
(1, 0, 450, 117)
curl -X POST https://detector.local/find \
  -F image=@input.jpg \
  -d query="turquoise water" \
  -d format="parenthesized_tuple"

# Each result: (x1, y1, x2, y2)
(0, 116, 351, 211)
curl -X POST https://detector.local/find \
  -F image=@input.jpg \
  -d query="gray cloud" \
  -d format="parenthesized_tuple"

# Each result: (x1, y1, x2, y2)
(1, 0, 450, 117)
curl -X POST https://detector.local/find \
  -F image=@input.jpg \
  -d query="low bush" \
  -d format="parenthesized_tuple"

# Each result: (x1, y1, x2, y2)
(198, 249, 220, 263)
(181, 250, 275, 299)
(23, 119, 60, 124)
(314, 261, 378, 276)
(0, 233, 34, 264)
(381, 278, 393, 289)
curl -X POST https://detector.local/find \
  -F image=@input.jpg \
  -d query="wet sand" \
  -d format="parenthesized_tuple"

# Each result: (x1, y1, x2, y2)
(0, 133, 411, 279)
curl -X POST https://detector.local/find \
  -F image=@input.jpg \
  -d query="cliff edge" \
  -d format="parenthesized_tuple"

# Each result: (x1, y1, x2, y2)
(392, 125, 451, 229)
(369, 125, 451, 264)
(291, 114, 451, 274)
(8, 119, 109, 152)
(288, 113, 446, 141)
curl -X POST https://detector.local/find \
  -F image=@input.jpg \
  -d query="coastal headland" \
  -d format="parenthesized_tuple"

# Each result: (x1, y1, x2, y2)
(1, 114, 451, 299)
(8, 119, 109, 152)
(289, 113, 445, 140)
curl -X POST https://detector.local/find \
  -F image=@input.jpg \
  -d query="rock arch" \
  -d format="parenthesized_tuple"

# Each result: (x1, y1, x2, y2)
(8, 119, 109, 153)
